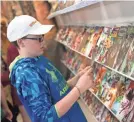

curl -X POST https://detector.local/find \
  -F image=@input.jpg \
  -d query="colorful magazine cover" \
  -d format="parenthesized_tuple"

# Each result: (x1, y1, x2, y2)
(99, 71, 121, 109)
(115, 81, 134, 121)
(77, 28, 91, 52)
(55, 27, 65, 41)
(95, 27, 113, 62)
(90, 63, 107, 94)
(65, 27, 76, 45)
(84, 26, 103, 57)
(96, 27, 120, 64)
(119, 39, 134, 78)
(96, 69, 112, 100)
(113, 26, 134, 71)
(111, 77, 131, 114)
(81, 27, 95, 54)
(95, 105, 105, 121)
(71, 27, 85, 50)
(84, 27, 96, 56)
(104, 27, 121, 67)
(122, 103, 134, 122)
(88, 27, 104, 58)
(101, 109, 109, 122)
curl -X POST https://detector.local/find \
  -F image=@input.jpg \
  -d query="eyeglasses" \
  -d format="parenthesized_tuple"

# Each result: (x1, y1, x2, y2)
(22, 35, 44, 43)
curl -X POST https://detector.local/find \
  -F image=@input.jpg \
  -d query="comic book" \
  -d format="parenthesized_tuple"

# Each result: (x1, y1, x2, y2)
(122, 104, 134, 122)
(96, 27, 120, 64)
(95, 27, 113, 62)
(65, 27, 76, 45)
(55, 27, 65, 41)
(77, 28, 91, 52)
(111, 77, 131, 114)
(90, 63, 107, 94)
(100, 71, 121, 109)
(119, 39, 134, 78)
(68, 27, 80, 46)
(84, 27, 96, 56)
(81, 27, 95, 54)
(104, 27, 121, 67)
(71, 27, 85, 50)
(88, 27, 104, 58)
(115, 81, 134, 121)
(95, 105, 106, 121)
(101, 109, 109, 122)
(84, 26, 103, 57)
(113, 26, 134, 71)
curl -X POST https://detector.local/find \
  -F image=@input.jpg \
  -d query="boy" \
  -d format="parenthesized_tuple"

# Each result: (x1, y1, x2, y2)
(7, 15, 94, 122)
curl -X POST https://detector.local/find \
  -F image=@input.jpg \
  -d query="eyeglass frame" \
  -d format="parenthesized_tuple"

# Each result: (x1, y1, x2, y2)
(22, 35, 44, 43)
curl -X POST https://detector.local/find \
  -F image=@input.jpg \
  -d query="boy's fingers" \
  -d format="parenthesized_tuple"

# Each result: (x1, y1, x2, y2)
(85, 68, 93, 75)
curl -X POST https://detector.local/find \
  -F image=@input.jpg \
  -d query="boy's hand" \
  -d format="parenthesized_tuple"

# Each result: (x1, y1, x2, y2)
(76, 67, 94, 94)
(77, 66, 91, 78)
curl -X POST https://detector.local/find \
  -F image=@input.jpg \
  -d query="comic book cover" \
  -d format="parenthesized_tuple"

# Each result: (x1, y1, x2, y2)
(115, 81, 134, 121)
(84, 27, 96, 56)
(73, 28, 87, 51)
(60, 27, 68, 42)
(96, 27, 120, 64)
(104, 112, 114, 122)
(111, 77, 131, 114)
(60, 27, 71, 43)
(95, 27, 113, 62)
(81, 27, 95, 54)
(119, 39, 134, 78)
(104, 27, 121, 67)
(122, 103, 134, 122)
(101, 71, 121, 109)
(55, 27, 65, 41)
(82, 90, 93, 106)
(88, 27, 104, 58)
(113, 26, 134, 71)
(95, 105, 105, 121)
(90, 63, 107, 94)
(96, 69, 112, 100)
(84, 26, 103, 57)
(68, 27, 80, 46)
(71, 27, 85, 50)
(77, 28, 91, 52)
(101, 109, 109, 122)
(65, 27, 75, 45)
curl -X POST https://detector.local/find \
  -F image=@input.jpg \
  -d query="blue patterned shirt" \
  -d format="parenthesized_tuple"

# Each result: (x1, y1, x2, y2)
(10, 55, 87, 122)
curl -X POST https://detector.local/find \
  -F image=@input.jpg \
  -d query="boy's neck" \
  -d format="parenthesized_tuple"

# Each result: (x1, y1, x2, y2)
(19, 50, 36, 58)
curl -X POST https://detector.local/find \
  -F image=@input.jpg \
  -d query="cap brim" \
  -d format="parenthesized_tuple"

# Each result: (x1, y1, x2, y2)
(28, 24, 54, 35)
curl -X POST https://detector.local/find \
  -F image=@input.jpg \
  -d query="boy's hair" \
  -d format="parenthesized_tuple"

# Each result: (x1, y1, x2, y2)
(12, 41, 19, 48)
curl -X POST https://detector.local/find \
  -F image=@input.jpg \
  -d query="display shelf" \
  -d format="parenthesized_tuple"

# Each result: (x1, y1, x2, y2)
(55, 1, 134, 27)
(61, 60, 76, 75)
(80, 97, 99, 122)
(47, 0, 102, 19)
(57, 40, 134, 81)
(61, 60, 121, 122)
(88, 90, 121, 122)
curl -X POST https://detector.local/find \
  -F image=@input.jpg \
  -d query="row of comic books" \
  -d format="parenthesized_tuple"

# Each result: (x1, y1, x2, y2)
(62, 50, 134, 122)
(56, 26, 134, 79)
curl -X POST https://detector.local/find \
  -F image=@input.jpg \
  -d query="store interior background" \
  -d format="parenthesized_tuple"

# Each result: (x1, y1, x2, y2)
(1, 1, 134, 122)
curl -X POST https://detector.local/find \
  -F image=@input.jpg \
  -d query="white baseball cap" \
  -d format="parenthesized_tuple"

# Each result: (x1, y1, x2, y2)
(7, 15, 54, 42)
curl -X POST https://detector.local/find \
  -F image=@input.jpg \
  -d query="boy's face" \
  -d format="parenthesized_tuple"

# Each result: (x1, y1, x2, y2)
(19, 35, 45, 57)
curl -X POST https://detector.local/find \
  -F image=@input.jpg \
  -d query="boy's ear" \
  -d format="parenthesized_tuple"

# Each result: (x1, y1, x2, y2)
(17, 39, 25, 47)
